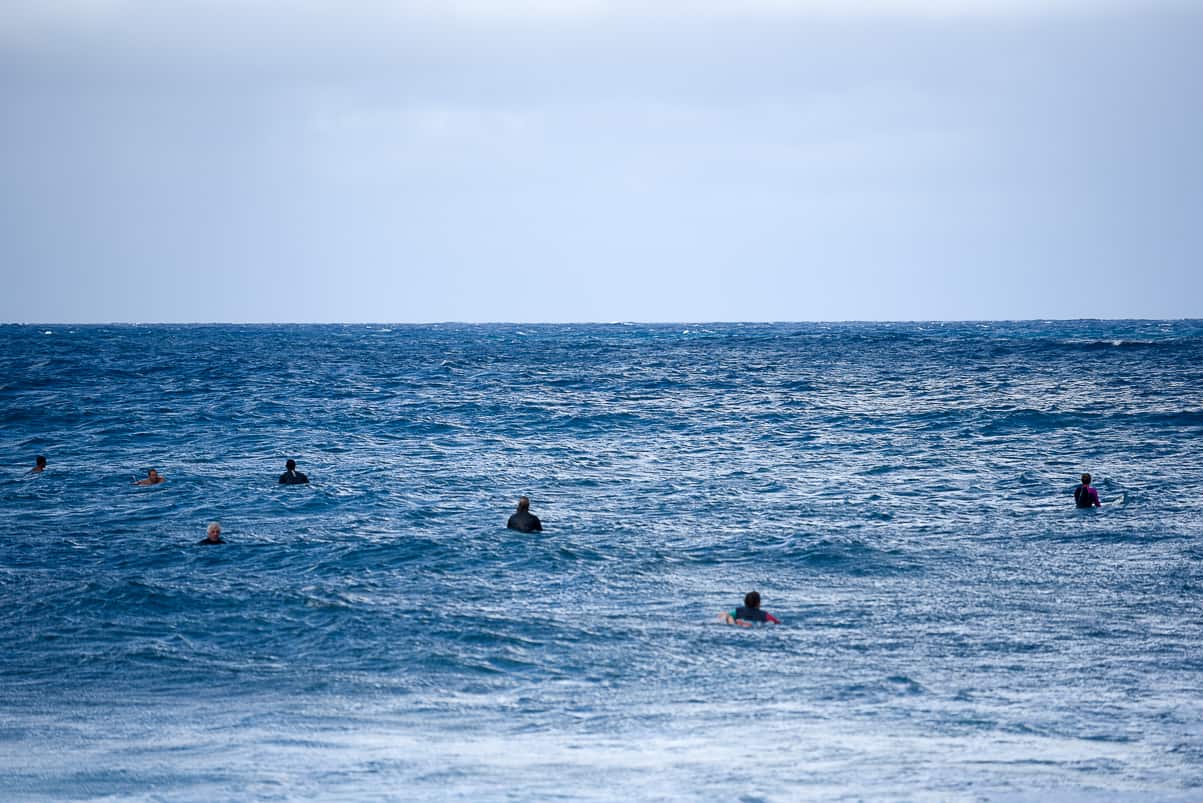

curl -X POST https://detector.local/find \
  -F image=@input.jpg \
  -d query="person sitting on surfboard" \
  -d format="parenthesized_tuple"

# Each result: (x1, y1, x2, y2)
(506, 496, 542, 532)
(279, 459, 309, 485)
(722, 591, 781, 626)
(1073, 473, 1101, 508)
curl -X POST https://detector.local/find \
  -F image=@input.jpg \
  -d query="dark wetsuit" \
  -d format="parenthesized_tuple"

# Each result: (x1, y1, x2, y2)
(1074, 484, 1100, 508)
(197, 536, 226, 545)
(507, 511, 542, 532)
(732, 606, 781, 624)
(279, 470, 309, 485)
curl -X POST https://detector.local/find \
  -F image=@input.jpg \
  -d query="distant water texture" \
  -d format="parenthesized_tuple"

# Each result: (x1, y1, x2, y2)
(2, 321, 1202, 801)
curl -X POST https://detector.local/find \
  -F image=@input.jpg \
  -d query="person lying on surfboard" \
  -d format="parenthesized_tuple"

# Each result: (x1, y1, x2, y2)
(721, 591, 781, 626)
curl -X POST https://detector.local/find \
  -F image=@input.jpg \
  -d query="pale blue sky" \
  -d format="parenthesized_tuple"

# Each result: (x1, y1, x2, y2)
(2, 1, 1200, 322)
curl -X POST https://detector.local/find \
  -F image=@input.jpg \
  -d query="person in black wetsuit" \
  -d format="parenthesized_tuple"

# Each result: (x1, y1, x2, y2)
(29, 455, 46, 474)
(1073, 472, 1101, 508)
(722, 591, 781, 626)
(198, 521, 226, 545)
(506, 496, 542, 532)
(279, 459, 309, 485)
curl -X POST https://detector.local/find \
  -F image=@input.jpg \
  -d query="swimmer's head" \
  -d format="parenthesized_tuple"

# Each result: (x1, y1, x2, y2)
(147, 469, 159, 480)
(517, 496, 530, 512)
(1081, 473, 1092, 485)
(286, 459, 297, 470)
(35, 455, 46, 468)
(207, 521, 221, 538)
(744, 591, 761, 609)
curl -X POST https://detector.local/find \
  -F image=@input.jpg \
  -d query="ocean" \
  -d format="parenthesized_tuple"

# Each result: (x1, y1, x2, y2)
(2, 321, 1201, 801)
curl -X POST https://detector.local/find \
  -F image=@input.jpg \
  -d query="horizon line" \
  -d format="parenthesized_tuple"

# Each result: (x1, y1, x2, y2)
(3, 317, 1201, 327)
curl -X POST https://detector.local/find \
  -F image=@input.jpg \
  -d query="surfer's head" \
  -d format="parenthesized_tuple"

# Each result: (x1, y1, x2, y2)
(516, 496, 530, 512)
(744, 591, 761, 610)
(286, 459, 297, 470)
(1081, 473, 1091, 485)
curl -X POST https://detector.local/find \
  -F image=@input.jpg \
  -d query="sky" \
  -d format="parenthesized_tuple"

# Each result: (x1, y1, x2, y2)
(2, 0, 1200, 323)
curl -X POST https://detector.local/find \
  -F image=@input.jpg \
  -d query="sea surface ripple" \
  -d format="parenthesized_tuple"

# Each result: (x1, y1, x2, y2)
(2, 321, 1202, 801)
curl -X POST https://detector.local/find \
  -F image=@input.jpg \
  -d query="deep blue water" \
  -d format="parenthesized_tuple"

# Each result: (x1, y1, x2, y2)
(2, 321, 1202, 801)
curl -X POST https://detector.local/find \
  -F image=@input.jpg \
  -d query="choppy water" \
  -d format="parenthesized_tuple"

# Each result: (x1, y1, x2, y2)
(2, 321, 1202, 801)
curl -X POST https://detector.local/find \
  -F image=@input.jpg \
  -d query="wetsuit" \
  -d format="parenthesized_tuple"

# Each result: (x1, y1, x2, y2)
(279, 469, 309, 485)
(1074, 484, 1100, 508)
(731, 606, 781, 624)
(507, 511, 542, 532)
(197, 536, 226, 545)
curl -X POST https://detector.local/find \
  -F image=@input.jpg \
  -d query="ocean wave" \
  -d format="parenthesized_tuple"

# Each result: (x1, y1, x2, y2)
(2, 321, 1202, 799)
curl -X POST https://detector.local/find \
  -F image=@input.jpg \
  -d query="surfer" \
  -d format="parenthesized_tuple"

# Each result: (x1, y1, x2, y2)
(29, 455, 46, 474)
(1073, 473, 1101, 508)
(279, 459, 309, 485)
(506, 496, 543, 532)
(135, 468, 165, 486)
(198, 521, 226, 545)
(722, 591, 781, 626)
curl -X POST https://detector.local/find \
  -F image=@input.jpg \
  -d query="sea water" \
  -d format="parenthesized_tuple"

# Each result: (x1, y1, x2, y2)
(1, 321, 1201, 801)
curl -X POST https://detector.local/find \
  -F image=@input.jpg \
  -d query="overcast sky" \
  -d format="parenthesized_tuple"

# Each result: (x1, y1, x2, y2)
(2, 0, 1200, 323)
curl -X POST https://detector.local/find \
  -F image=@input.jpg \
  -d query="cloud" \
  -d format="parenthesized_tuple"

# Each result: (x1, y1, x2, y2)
(2, 0, 1188, 39)
(1, 0, 1200, 321)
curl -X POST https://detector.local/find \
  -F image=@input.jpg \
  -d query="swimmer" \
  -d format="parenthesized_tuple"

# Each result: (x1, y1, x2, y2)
(29, 455, 46, 474)
(279, 458, 309, 485)
(1073, 473, 1101, 508)
(198, 521, 225, 545)
(721, 591, 781, 626)
(135, 468, 166, 486)
(506, 496, 543, 532)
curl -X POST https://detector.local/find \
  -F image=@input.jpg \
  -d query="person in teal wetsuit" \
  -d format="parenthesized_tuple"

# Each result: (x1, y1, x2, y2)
(721, 591, 781, 626)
